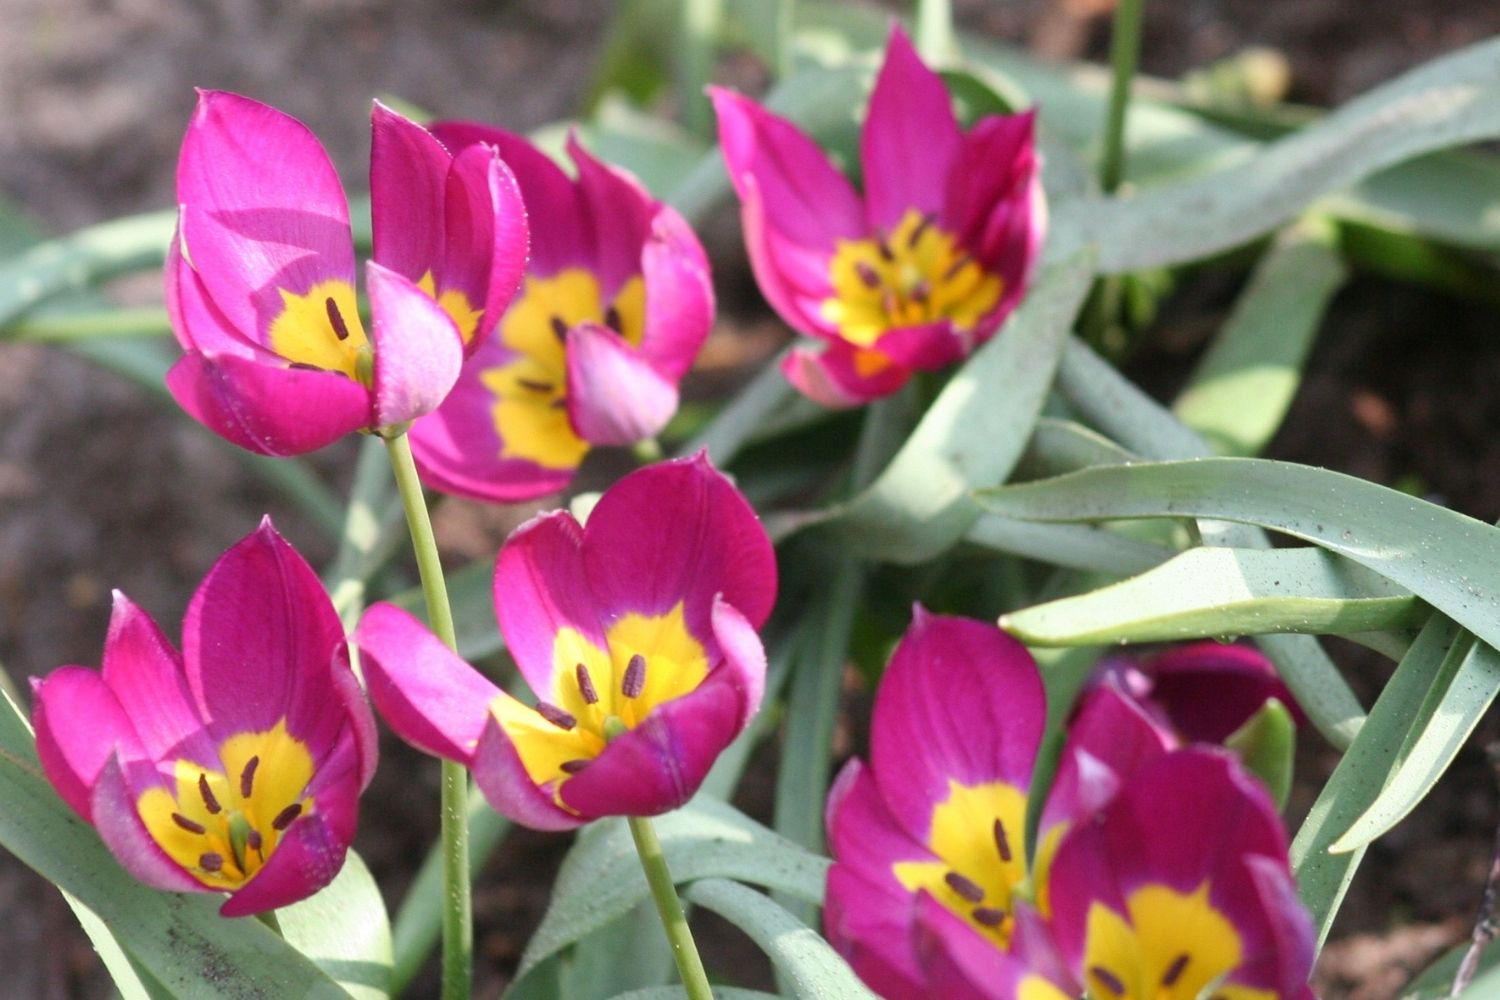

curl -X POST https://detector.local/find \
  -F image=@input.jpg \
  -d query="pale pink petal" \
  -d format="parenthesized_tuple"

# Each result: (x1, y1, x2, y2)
(564, 322, 679, 446)
(367, 261, 464, 428)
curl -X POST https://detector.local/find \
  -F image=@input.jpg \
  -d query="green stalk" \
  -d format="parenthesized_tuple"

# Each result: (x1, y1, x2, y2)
(627, 815, 714, 1000)
(384, 432, 472, 1000)
(1099, 0, 1145, 194)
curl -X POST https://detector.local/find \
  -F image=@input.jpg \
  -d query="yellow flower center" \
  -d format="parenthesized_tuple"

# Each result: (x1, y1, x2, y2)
(136, 719, 315, 889)
(267, 280, 371, 383)
(1082, 882, 1276, 1000)
(493, 602, 707, 809)
(480, 268, 646, 469)
(892, 779, 1030, 947)
(820, 209, 1002, 349)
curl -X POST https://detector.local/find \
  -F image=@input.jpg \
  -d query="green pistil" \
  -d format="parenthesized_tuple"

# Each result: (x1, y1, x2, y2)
(226, 813, 255, 874)
(603, 715, 629, 742)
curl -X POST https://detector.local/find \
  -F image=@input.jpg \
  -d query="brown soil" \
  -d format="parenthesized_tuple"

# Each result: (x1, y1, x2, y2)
(3, 1, 1499, 997)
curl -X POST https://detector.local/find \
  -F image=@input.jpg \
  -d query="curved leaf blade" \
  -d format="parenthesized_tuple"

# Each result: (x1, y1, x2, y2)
(280, 850, 393, 1000)
(1000, 546, 1427, 646)
(976, 457, 1500, 658)
(683, 879, 876, 1000)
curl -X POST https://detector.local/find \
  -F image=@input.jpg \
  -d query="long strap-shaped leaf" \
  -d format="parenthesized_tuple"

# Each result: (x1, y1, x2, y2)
(976, 457, 1500, 657)
(1045, 37, 1500, 272)
(1000, 546, 1427, 647)
(1050, 338, 1366, 748)
(684, 879, 878, 1000)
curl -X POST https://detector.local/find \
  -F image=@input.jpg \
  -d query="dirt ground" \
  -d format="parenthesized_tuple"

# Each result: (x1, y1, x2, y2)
(3, 1, 1500, 997)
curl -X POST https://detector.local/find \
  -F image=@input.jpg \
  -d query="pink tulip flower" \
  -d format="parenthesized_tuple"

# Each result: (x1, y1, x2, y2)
(711, 26, 1045, 407)
(32, 519, 377, 916)
(166, 91, 528, 455)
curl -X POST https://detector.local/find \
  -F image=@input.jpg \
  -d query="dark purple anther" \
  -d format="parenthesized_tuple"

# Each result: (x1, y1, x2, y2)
(199, 852, 225, 873)
(560, 759, 591, 774)
(240, 755, 260, 799)
(944, 871, 985, 903)
(536, 701, 578, 731)
(326, 297, 352, 341)
(993, 817, 1013, 863)
(198, 773, 222, 814)
(1091, 966, 1126, 997)
(855, 261, 882, 289)
(171, 812, 207, 835)
(622, 654, 647, 699)
(576, 663, 599, 705)
(271, 802, 303, 831)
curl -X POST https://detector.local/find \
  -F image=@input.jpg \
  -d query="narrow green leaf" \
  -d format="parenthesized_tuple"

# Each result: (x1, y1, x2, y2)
(809, 250, 1094, 563)
(1331, 636, 1500, 853)
(976, 457, 1500, 660)
(1291, 613, 1459, 944)
(683, 879, 877, 1000)
(514, 798, 828, 983)
(279, 851, 393, 1000)
(63, 891, 171, 1000)
(965, 516, 1175, 577)
(679, 349, 798, 466)
(1225, 699, 1297, 810)
(999, 546, 1427, 647)
(1049, 336, 1367, 749)
(559, 903, 675, 1000)
(1046, 37, 1500, 272)
(1016, 416, 1139, 479)
(725, 0, 794, 80)
(1173, 218, 1348, 456)
(0, 694, 352, 998)
(0, 210, 175, 327)
(1401, 937, 1500, 999)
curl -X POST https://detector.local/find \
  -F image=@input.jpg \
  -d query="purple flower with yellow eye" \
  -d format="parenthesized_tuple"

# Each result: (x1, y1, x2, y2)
(710, 25, 1044, 408)
(166, 91, 528, 455)
(823, 611, 1047, 998)
(30, 519, 377, 917)
(354, 454, 774, 827)
(407, 125, 714, 502)
(1039, 749, 1316, 1000)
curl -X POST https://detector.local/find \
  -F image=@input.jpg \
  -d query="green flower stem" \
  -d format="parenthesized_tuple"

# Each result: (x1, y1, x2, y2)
(384, 431, 472, 1000)
(1099, 0, 1145, 194)
(627, 814, 714, 1000)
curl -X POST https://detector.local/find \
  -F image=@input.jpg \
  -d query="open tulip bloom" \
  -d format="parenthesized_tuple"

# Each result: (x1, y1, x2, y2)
(31, 519, 377, 917)
(711, 25, 1045, 407)
(356, 454, 775, 827)
(825, 611, 1315, 1000)
(408, 124, 714, 502)
(166, 90, 528, 455)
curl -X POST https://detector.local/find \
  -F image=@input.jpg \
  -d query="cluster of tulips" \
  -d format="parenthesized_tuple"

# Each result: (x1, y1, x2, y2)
(26, 26, 1320, 1000)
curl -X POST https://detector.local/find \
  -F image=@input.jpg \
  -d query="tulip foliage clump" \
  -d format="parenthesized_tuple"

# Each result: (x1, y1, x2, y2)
(6, 5, 1500, 1000)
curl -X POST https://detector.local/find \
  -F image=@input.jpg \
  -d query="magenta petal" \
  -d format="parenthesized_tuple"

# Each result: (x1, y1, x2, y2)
(493, 510, 608, 698)
(568, 133, 658, 294)
(861, 26, 962, 232)
(558, 673, 741, 818)
(709, 596, 767, 733)
(870, 611, 1044, 847)
(1133, 642, 1307, 742)
(581, 454, 778, 635)
(944, 111, 1044, 286)
(91, 756, 204, 894)
(470, 710, 585, 831)
(32, 667, 138, 820)
(355, 602, 498, 764)
(780, 342, 911, 409)
(166, 225, 263, 359)
(432, 121, 587, 277)
(370, 101, 451, 288)
(638, 206, 714, 381)
(871, 322, 967, 373)
(176, 92, 355, 342)
(711, 87, 863, 253)
(564, 322, 679, 446)
(1041, 680, 1173, 833)
(182, 519, 348, 751)
(166, 350, 371, 456)
(99, 593, 214, 765)
(408, 338, 577, 503)
(915, 894, 1042, 1000)
(448, 143, 529, 349)
(367, 261, 464, 428)
(219, 811, 348, 917)
(1244, 854, 1318, 998)
(824, 761, 930, 999)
